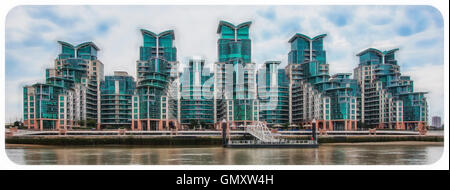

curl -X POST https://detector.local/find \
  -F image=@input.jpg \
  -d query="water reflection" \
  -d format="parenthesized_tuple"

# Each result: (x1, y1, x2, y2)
(6, 143, 443, 165)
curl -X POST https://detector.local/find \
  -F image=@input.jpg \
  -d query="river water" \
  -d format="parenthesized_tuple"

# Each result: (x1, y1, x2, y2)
(6, 142, 443, 165)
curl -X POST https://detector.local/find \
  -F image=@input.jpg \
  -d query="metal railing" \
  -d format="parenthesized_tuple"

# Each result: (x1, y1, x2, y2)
(245, 122, 279, 143)
(228, 139, 315, 145)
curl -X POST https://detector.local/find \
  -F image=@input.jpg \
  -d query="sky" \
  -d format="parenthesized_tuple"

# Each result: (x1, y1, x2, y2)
(4, 5, 445, 123)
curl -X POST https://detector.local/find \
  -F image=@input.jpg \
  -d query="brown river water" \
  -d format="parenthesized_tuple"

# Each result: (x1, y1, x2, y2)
(5, 142, 444, 165)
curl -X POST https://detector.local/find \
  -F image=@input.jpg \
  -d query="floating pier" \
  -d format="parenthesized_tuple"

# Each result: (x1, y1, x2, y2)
(223, 121, 319, 148)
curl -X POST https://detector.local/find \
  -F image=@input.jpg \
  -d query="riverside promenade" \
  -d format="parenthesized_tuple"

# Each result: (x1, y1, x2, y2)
(5, 128, 444, 146)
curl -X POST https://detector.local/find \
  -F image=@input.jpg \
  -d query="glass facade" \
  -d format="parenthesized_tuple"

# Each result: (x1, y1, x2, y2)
(21, 21, 428, 131)
(100, 72, 136, 128)
(355, 48, 428, 129)
(214, 21, 258, 124)
(179, 57, 214, 126)
(217, 21, 251, 63)
(23, 41, 104, 130)
(135, 29, 177, 121)
(287, 33, 360, 129)
(257, 61, 289, 126)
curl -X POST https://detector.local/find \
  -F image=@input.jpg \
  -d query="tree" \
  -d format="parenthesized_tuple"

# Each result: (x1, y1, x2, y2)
(77, 120, 86, 127)
(357, 121, 369, 130)
(86, 119, 96, 128)
(13, 121, 21, 127)
(282, 122, 289, 130)
(199, 121, 207, 130)
(189, 119, 199, 130)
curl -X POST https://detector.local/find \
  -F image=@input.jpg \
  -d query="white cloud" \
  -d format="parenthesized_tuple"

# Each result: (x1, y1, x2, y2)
(403, 64, 445, 119)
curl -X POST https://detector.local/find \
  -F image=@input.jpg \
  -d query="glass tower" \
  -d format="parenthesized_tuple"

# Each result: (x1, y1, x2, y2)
(287, 33, 359, 130)
(23, 41, 104, 130)
(355, 48, 428, 130)
(132, 29, 179, 131)
(214, 21, 258, 127)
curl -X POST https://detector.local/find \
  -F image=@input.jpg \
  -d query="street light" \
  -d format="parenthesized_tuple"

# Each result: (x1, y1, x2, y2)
(221, 118, 228, 147)
(311, 119, 317, 143)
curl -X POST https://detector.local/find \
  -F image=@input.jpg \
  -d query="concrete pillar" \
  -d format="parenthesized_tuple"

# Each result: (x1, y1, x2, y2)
(158, 120, 163, 131)
(131, 119, 135, 131)
(40, 119, 43, 131)
(418, 122, 423, 131)
(354, 120, 357, 131)
(34, 119, 38, 131)
(344, 120, 348, 131)
(56, 119, 60, 130)
(147, 119, 150, 131)
(348, 120, 352, 131)
(97, 123, 101, 130)
(329, 120, 333, 131)
(137, 120, 142, 131)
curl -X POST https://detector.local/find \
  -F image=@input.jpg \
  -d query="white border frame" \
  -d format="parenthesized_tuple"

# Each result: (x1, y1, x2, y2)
(1, 0, 448, 170)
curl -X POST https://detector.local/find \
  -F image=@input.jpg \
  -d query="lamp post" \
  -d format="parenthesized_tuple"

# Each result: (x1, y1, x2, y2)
(221, 119, 228, 147)
(311, 119, 317, 143)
